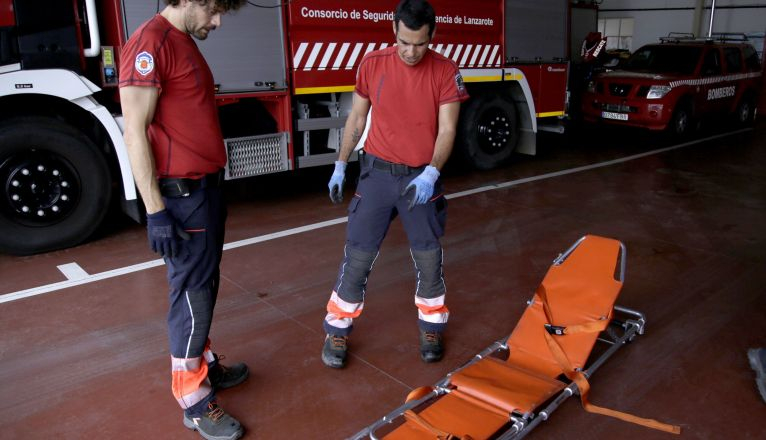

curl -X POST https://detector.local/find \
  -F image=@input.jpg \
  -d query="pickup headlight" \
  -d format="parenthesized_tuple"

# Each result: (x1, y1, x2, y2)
(646, 85, 672, 99)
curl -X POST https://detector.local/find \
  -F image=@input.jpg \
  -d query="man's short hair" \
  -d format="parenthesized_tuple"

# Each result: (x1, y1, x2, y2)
(165, 0, 245, 12)
(394, 0, 436, 38)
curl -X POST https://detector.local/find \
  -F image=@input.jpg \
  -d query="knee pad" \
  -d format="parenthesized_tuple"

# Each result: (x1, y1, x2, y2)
(183, 285, 214, 357)
(335, 246, 378, 301)
(411, 247, 446, 299)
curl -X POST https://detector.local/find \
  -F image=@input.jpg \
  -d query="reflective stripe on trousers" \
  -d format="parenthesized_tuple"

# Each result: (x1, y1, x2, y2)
(171, 348, 216, 409)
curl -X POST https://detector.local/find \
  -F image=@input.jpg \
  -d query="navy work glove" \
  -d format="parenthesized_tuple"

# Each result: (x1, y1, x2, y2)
(328, 160, 347, 204)
(146, 209, 190, 259)
(401, 165, 440, 210)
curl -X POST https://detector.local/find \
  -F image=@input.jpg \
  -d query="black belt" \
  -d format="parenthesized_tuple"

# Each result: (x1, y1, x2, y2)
(159, 170, 224, 197)
(366, 154, 424, 176)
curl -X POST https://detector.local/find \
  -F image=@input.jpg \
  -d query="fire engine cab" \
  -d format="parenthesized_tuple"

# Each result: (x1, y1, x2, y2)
(0, 0, 571, 255)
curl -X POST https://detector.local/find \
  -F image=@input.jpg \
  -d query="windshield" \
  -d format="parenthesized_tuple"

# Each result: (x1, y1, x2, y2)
(622, 45, 703, 75)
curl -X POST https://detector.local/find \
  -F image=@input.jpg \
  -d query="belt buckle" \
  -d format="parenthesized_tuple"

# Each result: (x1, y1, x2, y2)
(175, 180, 191, 197)
(160, 179, 191, 198)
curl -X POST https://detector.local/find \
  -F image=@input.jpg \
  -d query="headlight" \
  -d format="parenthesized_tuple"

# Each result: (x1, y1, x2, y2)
(646, 85, 671, 99)
(586, 81, 596, 93)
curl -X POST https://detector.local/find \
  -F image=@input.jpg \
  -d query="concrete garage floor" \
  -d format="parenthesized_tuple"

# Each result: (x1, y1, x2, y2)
(1, 120, 765, 439)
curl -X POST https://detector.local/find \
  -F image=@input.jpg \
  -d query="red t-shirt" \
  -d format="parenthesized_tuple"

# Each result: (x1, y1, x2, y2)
(355, 47, 469, 167)
(119, 15, 225, 178)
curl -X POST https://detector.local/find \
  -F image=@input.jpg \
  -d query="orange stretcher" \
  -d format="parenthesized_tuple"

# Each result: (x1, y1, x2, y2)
(352, 235, 681, 439)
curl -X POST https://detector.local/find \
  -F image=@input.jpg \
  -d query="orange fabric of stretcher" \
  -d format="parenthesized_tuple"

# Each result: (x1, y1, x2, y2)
(448, 357, 565, 414)
(505, 235, 622, 377)
(384, 391, 509, 440)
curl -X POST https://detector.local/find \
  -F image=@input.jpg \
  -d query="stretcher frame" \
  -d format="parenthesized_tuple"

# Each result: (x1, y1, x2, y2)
(351, 237, 659, 440)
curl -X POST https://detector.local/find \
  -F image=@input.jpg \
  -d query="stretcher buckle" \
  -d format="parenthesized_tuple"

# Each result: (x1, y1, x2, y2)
(544, 324, 566, 336)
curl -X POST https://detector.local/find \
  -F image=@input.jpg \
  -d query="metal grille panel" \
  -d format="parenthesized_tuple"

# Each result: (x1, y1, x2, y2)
(224, 133, 290, 180)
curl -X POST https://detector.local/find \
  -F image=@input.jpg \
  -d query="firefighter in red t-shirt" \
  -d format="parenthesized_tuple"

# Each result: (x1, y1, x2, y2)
(119, 1, 246, 439)
(321, 0, 469, 369)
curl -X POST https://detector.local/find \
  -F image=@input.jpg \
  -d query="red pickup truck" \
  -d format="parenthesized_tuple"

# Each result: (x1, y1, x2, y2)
(581, 37, 762, 136)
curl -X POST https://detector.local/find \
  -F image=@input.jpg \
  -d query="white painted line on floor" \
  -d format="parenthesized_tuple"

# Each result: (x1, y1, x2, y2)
(223, 217, 348, 251)
(1, 260, 165, 304)
(0, 219, 349, 305)
(56, 263, 90, 281)
(0, 128, 752, 305)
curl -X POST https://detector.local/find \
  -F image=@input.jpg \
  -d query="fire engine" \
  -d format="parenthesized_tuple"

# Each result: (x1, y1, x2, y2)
(0, 0, 572, 255)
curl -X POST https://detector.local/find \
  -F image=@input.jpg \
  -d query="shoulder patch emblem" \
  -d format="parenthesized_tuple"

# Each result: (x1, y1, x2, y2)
(455, 73, 467, 95)
(135, 51, 155, 76)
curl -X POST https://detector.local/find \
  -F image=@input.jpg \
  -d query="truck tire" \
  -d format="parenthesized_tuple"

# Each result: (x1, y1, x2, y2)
(667, 102, 692, 140)
(458, 93, 520, 170)
(0, 117, 112, 255)
(734, 94, 755, 126)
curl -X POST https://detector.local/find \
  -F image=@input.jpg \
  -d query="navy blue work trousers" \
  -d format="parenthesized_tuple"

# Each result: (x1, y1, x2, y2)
(347, 153, 447, 253)
(323, 153, 449, 336)
(163, 183, 226, 415)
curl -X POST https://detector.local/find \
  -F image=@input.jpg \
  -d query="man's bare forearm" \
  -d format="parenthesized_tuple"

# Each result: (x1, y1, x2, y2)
(337, 114, 366, 163)
(430, 101, 461, 170)
(125, 129, 164, 214)
(430, 128, 456, 170)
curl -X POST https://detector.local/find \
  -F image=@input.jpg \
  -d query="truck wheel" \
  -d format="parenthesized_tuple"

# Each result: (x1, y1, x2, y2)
(667, 103, 692, 139)
(0, 117, 112, 255)
(734, 95, 755, 126)
(459, 93, 520, 170)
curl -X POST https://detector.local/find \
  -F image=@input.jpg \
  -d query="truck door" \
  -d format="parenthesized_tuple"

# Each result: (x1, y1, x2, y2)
(722, 46, 743, 112)
(698, 47, 725, 115)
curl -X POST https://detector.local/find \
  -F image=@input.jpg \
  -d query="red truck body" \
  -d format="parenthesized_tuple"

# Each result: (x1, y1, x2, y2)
(0, 0, 571, 254)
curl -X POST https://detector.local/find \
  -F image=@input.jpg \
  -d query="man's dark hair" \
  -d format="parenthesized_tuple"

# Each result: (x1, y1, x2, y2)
(394, 0, 436, 38)
(165, 0, 245, 12)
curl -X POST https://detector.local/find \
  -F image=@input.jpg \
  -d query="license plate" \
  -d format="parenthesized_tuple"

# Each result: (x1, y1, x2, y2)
(601, 111, 628, 121)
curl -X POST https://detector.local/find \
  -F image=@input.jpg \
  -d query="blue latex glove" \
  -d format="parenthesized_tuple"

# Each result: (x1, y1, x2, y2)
(146, 209, 190, 259)
(328, 161, 347, 204)
(402, 165, 440, 210)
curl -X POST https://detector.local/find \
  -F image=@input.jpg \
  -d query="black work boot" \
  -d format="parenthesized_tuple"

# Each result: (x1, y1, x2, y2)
(183, 401, 244, 440)
(321, 334, 348, 368)
(208, 355, 249, 391)
(419, 330, 444, 363)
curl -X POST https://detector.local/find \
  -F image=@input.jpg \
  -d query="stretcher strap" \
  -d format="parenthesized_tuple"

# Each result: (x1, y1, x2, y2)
(403, 410, 472, 440)
(542, 331, 681, 434)
(561, 320, 609, 334)
(536, 286, 612, 336)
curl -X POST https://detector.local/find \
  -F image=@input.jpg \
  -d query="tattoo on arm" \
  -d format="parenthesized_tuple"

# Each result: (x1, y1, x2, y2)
(351, 128, 361, 145)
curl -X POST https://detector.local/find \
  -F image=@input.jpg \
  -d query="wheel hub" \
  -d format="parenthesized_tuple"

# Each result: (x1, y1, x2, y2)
(477, 108, 511, 154)
(2, 152, 78, 224)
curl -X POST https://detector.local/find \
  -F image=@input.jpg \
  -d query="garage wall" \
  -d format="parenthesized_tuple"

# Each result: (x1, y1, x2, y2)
(598, 0, 766, 53)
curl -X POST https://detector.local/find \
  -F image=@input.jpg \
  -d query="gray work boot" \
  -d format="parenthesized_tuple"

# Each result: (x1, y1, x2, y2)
(748, 348, 766, 403)
(321, 334, 348, 368)
(183, 402, 243, 440)
(419, 330, 444, 363)
(209, 355, 249, 391)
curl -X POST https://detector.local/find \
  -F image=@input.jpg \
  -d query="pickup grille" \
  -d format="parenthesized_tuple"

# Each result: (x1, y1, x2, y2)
(608, 83, 632, 97)
(600, 103, 638, 113)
